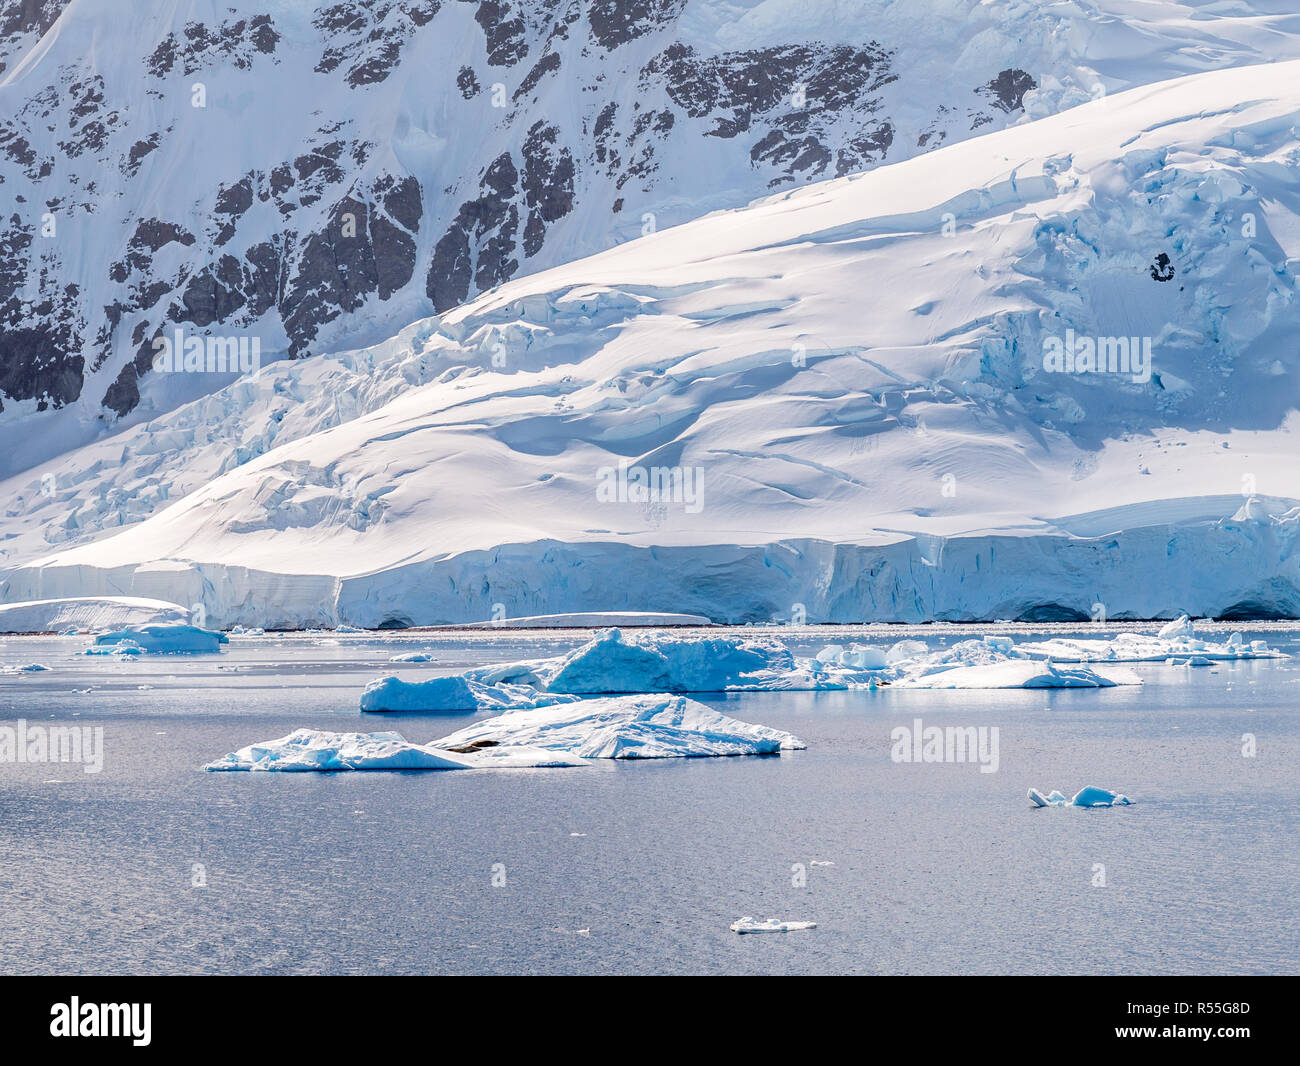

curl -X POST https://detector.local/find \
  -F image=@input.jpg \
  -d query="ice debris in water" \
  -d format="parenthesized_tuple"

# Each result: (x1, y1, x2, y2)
(730, 918, 817, 934)
(206, 694, 805, 771)
(1028, 787, 1133, 808)
(359, 627, 1172, 711)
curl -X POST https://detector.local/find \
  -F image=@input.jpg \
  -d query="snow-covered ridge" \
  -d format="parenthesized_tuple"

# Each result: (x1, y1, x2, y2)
(5, 56, 1299, 625)
(0, 0, 1091, 469)
(5, 0, 1300, 483)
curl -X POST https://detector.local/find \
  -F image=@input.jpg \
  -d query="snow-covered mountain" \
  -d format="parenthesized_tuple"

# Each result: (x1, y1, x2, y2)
(4, 45, 1299, 626)
(5, 0, 1300, 483)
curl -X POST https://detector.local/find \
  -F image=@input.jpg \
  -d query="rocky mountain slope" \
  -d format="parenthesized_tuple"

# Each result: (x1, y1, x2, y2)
(5, 0, 1298, 482)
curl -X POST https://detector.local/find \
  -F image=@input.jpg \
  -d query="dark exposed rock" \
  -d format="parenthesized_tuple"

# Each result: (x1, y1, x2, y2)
(457, 64, 481, 98)
(515, 49, 559, 98)
(427, 152, 519, 311)
(476, 1, 529, 66)
(314, 1, 440, 86)
(588, 0, 684, 50)
(979, 68, 1036, 114)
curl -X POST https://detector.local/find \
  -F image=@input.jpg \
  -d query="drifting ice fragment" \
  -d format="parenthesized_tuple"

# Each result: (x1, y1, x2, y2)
(1028, 787, 1133, 808)
(730, 917, 817, 934)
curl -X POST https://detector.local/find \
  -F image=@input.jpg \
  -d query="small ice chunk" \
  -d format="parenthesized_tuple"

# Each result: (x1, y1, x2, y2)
(1157, 615, 1193, 639)
(1070, 785, 1132, 807)
(1031, 786, 1132, 808)
(389, 651, 436, 663)
(730, 917, 817, 934)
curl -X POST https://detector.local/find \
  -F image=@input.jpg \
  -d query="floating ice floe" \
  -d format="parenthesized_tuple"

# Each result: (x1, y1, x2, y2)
(433, 695, 804, 760)
(0, 662, 51, 675)
(360, 627, 1147, 711)
(89, 624, 227, 655)
(387, 651, 436, 663)
(895, 660, 1140, 689)
(1028, 787, 1133, 808)
(360, 675, 579, 713)
(1008, 617, 1281, 663)
(207, 694, 805, 771)
(730, 917, 817, 934)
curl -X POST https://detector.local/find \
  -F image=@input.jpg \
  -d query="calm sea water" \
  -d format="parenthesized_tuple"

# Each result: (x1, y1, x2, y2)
(1, 625, 1297, 975)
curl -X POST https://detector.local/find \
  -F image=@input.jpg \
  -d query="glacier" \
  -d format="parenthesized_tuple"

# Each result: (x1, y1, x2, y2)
(3, 30, 1300, 627)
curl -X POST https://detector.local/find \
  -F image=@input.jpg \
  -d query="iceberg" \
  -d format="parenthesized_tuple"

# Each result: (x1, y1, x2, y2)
(432, 695, 806, 760)
(89, 624, 227, 655)
(205, 730, 478, 772)
(208, 694, 805, 771)
(361, 628, 1152, 712)
(730, 918, 817, 934)
(359, 675, 578, 713)
(895, 660, 1137, 689)
(1028, 787, 1133, 808)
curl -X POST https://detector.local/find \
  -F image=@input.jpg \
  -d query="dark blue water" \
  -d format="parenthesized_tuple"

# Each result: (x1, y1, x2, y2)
(1, 626, 1297, 974)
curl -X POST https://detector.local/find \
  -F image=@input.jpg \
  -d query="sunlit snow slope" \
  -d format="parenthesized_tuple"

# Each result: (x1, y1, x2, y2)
(4, 59, 1300, 625)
